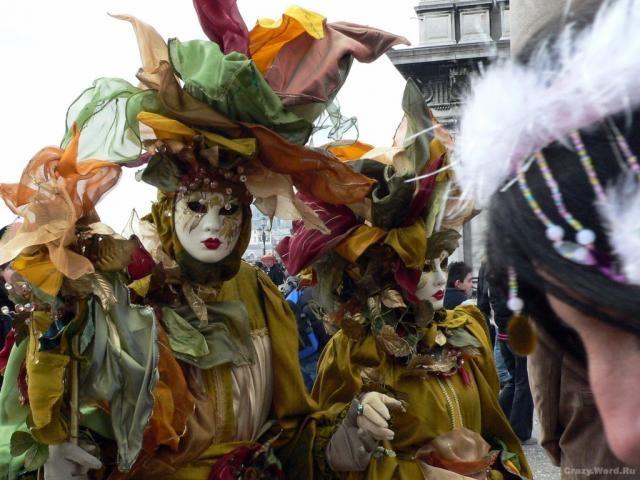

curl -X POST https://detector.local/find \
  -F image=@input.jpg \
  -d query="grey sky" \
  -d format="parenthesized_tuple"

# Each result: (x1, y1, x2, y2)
(0, 1, 418, 230)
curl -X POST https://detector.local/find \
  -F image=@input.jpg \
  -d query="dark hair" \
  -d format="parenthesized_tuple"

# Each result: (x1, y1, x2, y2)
(487, 129, 640, 363)
(446, 261, 472, 289)
(487, 2, 640, 361)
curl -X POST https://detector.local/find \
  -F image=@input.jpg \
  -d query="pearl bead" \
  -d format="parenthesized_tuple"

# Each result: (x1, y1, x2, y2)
(546, 224, 564, 242)
(507, 297, 524, 313)
(573, 246, 590, 263)
(576, 229, 596, 246)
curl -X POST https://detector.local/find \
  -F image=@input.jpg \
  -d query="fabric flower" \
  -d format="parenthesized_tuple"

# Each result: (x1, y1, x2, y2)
(0, 127, 121, 297)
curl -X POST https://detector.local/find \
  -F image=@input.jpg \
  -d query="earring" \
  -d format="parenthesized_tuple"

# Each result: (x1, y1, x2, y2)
(506, 267, 537, 356)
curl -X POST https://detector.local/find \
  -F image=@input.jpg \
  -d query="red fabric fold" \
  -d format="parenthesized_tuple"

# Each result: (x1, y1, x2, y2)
(0, 328, 15, 375)
(192, 0, 249, 55)
(276, 192, 360, 275)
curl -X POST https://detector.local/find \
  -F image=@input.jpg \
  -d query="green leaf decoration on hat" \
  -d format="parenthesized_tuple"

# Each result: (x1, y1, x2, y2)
(168, 38, 312, 145)
(61, 78, 164, 164)
(138, 150, 183, 193)
(426, 229, 461, 259)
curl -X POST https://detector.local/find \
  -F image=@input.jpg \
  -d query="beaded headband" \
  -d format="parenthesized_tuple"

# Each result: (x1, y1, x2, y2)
(515, 127, 637, 283)
(142, 137, 252, 203)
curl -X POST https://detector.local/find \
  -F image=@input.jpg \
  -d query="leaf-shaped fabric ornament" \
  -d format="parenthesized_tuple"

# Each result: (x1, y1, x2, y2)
(23, 442, 49, 472)
(380, 289, 406, 309)
(376, 324, 413, 358)
(90, 273, 117, 311)
(9, 431, 33, 457)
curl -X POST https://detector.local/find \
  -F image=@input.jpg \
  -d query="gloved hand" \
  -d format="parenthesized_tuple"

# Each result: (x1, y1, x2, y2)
(326, 393, 405, 472)
(355, 392, 404, 441)
(44, 442, 102, 480)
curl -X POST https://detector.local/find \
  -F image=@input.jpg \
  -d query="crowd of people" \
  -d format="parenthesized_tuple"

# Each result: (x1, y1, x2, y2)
(0, 0, 639, 479)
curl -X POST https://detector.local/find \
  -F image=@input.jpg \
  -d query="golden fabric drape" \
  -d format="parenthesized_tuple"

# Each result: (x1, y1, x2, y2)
(312, 306, 532, 479)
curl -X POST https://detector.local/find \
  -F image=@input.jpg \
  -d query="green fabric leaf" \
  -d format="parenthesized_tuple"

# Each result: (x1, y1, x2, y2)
(161, 307, 210, 358)
(171, 300, 255, 369)
(425, 228, 461, 259)
(139, 151, 183, 193)
(446, 328, 482, 349)
(401, 78, 437, 176)
(169, 38, 312, 145)
(23, 442, 48, 471)
(80, 276, 160, 471)
(62, 78, 164, 163)
(9, 431, 33, 457)
(495, 439, 527, 478)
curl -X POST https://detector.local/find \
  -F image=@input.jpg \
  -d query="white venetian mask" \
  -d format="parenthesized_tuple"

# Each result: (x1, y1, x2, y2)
(174, 191, 243, 263)
(415, 250, 449, 309)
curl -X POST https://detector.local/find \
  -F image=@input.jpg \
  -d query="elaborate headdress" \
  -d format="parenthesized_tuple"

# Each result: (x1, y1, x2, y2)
(54, 4, 410, 284)
(277, 79, 475, 360)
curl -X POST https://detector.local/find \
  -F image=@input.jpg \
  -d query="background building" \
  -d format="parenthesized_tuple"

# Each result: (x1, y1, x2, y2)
(388, 0, 511, 269)
(244, 206, 292, 263)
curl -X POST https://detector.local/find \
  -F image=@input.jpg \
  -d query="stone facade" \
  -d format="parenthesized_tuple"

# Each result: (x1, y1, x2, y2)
(388, 0, 510, 131)
(388, 0, 511, 269)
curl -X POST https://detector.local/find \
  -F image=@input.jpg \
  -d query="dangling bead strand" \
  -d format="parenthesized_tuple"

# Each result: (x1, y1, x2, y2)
(535, 152, 596, 249)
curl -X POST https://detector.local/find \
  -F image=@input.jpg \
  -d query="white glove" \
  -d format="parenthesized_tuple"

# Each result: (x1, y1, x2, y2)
(44, 442, 102, 480)
(356, 392, 404, 441)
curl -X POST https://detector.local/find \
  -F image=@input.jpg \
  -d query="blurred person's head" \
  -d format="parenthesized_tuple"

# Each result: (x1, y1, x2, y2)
(446, 262, 473, 297)
(455, 0, 640, 465)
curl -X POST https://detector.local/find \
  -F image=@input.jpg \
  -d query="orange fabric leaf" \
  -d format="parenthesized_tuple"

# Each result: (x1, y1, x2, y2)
(326, 141, 375, 161)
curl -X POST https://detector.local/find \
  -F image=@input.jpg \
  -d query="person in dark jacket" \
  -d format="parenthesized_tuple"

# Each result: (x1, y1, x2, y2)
(443, 261, 473, 309)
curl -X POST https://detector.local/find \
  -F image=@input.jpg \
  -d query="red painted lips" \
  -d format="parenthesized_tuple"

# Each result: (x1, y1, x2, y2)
(202, 238, 222, 250)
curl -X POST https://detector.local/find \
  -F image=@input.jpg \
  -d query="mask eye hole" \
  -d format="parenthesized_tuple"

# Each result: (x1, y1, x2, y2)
(440, 258, 449, 270)
(423, 262, 434, 273)
(187, 201, 207, 214)
(220, 204, 239, 216)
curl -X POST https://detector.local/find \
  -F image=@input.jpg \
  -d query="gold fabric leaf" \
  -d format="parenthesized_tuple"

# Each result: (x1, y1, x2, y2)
(376, 324, 412, 358)
(367, 296, 382, 319)
(90, 273, 117, 310)
(341, 312, 367, 340)
(128, 275, 152, 298)
(380, 289, 406, 309)
(81, 235, 134, 273)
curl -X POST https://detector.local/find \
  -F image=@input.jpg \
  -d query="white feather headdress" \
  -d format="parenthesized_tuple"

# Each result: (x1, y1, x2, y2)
(454, 0, 640, 207)
(597, 175, 640, 286)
